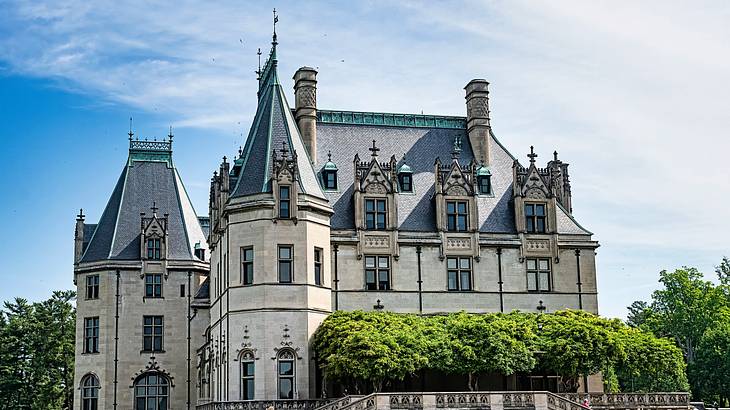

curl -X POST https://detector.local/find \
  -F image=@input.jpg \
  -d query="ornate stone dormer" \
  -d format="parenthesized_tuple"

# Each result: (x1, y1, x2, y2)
(271, 141, 299, 222)
(353, 140, 399, 259)
(513, 146, 563, 262)
(434, 138, 481, 261)
(140, 203, 168, 261)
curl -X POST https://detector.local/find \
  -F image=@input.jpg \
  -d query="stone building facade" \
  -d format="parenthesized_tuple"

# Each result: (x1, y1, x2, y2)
(73, 34, 599, 410)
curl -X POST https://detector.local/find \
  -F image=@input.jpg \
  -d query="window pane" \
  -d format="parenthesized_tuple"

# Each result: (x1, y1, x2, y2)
(378, 257, 389, 268)
(536, 204, 545, 216)
(457, 215, 467, 230)
(525, 204, 534, 216)
(279, 262, 291, 282)
(365, 257, 376, 268)
(457, 202, 467, 213)
(527, 272, 537, 291)
(377, 200, 386, 212)
(527, 259, 536, 270)
(526, 219, 534, 232)
(365, 200, 374, 211)
(279, 361, 293, 375)
(279, 378, 293, 399)
(460, 258, 470, 269)
(447, 271, 458, 290)
(539, 271, 550, 291)
(447, 202, 455, 213)
(244, 248, 253, 261)
(447, 215, 456, 230)
(376, 214, 385, 229)
(460, 271, 471, 290)
(536, 219, 545, 233)
(279, 186, 289, 199)
(365, 270, 376, 289)
(280, 202, 289, 218)
(447, 258, 457, 269)
(539, 259, 549, 270)
(366, 214, 375, 229)
(154, 317, 162, 325)
(279, 247, 291, 259)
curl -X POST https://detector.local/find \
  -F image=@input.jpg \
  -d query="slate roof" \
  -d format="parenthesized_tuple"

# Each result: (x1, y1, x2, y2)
(314, 120, 591, 236)
(230, 45, 324, 200)
(80, 140, 209, 263)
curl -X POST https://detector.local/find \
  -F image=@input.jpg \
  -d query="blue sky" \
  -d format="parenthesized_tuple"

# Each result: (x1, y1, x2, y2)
(1, 1, 728, 318)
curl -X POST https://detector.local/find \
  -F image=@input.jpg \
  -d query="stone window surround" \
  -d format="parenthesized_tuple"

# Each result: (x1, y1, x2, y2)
(85, 274, 99, 300)
(364, 254, 391, 291)
(241, 246, 254, 286)
(83, 316, 100, 354)
(446, 256, 473, 291)
(526, 257, 552, 292)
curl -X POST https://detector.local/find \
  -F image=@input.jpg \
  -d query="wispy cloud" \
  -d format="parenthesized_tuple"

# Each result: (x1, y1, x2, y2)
(1, 0, 728, 317)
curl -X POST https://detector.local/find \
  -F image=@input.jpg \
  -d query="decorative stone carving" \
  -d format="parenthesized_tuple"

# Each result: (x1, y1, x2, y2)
(525, 239, 549, 252)
(364, 235, 389, 248)
(526, 187, 546, 199)
(365, 182, 387, 194)
(446, 237, 471, 250)
(445, 185, 468, 196)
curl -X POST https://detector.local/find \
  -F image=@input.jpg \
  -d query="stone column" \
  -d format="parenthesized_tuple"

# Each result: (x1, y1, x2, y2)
(465, 79, 491, 166)
(294, 67, 318, 163)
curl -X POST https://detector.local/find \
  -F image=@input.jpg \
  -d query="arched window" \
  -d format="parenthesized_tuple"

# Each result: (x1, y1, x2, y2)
(81, 374, 100, 410)
(240, 350, 255, 400)
(277, 349, 296, 399)
(134, 373, 169, 410)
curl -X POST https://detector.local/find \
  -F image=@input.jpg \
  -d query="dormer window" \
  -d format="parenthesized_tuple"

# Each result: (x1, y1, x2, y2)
(147, 238, 161, 260)
(525, 203, 547, 233)
(365, 199, 387, 230)
(397, 162, 413, 193)
(446, 201, 468, 232)
(322, 152, 338, 190)
(279, 186, 291, 218)
(476, 166, 492, 195)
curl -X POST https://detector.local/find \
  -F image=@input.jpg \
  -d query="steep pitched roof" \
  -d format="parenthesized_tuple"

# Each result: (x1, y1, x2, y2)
(314, 111, 591, 236)
(230, 45, 324, 199)
(80, 139, 208, 263)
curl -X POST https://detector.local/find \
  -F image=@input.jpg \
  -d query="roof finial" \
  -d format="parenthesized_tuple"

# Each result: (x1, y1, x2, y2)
(327, 151, 332, 162)
(238, 146, 243, 158)
(280, 140, 289, 158)
(553, 151, 558, 161)
(528, 146, 538, 164)
(451, 135, 462, 160)
(151, 201, 158, 216)
(369, 140, 380, 158)
(76, 208, 85, 221)
(272, 8, 279, 47)
(255, 48, 262, 80)
(128, 117, 134, 141)
(168, 125, 174, 143)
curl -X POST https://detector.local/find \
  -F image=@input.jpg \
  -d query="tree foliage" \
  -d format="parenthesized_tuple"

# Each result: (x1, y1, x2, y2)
(0, 290, 76, 409)
(314, 309, 685, 394)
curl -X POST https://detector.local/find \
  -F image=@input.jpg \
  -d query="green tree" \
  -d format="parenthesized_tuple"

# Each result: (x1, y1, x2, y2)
(690, 311, 730, 406)
(614, 327, 688, 392)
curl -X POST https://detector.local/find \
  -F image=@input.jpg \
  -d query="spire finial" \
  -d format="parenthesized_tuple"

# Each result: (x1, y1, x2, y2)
(451, 135, 462, 160)
(528, 146, 538, 164)
(168, 125, 173, 143)
(151, 201, 158, 216)
(369, 140, 380, 158)
(280, 140, 289, 158)
(327, 151, 332, 162)
(128, 117, 134, 141)
(256, 48, 262, 80)
(553, 151, 558, 161)
(272, 8, 279, 47)
(76, 208, 85, 221)
(238, 146, 243, 158)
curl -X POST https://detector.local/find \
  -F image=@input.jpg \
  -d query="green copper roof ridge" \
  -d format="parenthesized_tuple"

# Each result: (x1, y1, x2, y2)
(317, 109, 467, 129)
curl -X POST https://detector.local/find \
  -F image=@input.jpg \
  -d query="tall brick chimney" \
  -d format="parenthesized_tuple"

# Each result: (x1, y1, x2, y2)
(293, 67, 318, 163)
(465, 79, 491, 165)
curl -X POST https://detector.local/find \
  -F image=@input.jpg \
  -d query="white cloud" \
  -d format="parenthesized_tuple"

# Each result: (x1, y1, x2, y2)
(1, 0, 728, 317)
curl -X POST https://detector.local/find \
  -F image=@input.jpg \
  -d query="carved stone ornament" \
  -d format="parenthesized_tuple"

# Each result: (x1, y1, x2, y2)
(364, 235, 390, 248)
(446, 237, 472, 250)
(130, 355, 175, 387)
(365, 182, 387, 194)
(446, 185, 468, 196)
(299, 87, 316, 107)
(525, 239, 550, 253)
(526, 188, 546, 199)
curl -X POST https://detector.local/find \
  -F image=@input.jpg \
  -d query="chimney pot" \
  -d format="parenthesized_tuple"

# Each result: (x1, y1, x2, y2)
(465, 79, 491, 165)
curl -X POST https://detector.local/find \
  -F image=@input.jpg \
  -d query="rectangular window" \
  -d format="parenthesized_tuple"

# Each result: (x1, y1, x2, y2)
(241, 247, 254, 285)
(399, 173, 412, 192)
(86, 274, 99, 300)
(83, 317, 99, 353)
(279, 186, 291, 218)
(478, 175, 492, 195)
(323, 170, 337, 190)
(146, 238, 161, 259)
(447, 257, 472, 291)
(144, 274, 163, 298)
(364, 255, 390, 290)
(526, 258, 551, 292)
(180, 284, 186, 297)
(143, 316, 164, 352)
(365, 199, 387, 230)
(278, 245, 293, 283)
(525, 203, 547, 233)
(314, 247, 323, 286)
(446, 201, 469, 232)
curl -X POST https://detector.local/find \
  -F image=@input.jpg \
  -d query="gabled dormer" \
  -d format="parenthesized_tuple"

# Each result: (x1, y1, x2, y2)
(271, 141, 299, 221)
(140, 203, 168, 261)
(353, 141, 398, 231)
(434, 140, 479, 233)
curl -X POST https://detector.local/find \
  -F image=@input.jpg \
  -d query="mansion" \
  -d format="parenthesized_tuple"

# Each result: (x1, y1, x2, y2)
(72, 33, 599, 410)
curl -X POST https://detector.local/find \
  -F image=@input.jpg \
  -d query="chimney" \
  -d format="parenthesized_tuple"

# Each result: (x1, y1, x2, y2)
(74, 209, 85, 264)
(465, 79, 491, 166)
(293, 67, 318, 163)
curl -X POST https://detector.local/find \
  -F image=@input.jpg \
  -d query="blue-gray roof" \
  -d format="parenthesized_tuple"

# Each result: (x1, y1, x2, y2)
(80, 142, 209, 263)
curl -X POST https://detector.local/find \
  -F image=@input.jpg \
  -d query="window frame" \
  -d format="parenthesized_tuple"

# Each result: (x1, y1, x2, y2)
(314, 247, 323, 286)
(278, 245, 293, 283)
(364, 198, 387, 230)
(81, 374, 100, 410)
(83, 317, 99, 354)
(322, 170, 338, 190)
(446, 200, 469, 232)
(398, 173, 413, 193)
(134, 372, 169, 410)
(526, 257, 552, 292)
(477, 175, 492, 195)
(446, 256, 473, 291)
(144, 273, 163, 298)
(277, 350, 296, 400)
(364, 255, 391, 291)
(86, 274, 99, 300)
(240, 350, 255, 400)
(279, 185, 291, 219)
(525, 203, 547, 233)
(143, 315, 164, 352)
(241, 247, 254, 286)
(146, 238, 162, 260)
